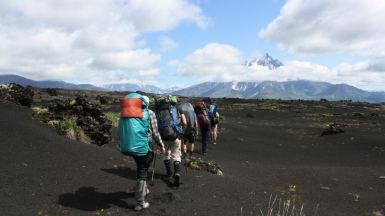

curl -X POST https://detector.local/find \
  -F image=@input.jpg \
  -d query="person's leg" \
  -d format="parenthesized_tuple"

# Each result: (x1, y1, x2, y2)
(162, 141, 172, 178)
(170, 138, 182, 186)
(188, 133, 195, 159)
(133, 151, 154, 210)
(212, 124, 218, 144)
(201, 127, 209, 154)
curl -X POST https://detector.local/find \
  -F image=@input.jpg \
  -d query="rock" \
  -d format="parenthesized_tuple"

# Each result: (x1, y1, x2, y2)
(46, 88, 58, 96)
(0, 83, 34, 107)
(321, 123, 345, 136)
(33, 95, 112, 146)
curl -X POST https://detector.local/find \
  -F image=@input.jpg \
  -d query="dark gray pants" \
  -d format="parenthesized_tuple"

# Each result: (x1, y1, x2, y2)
(133, 151, 154, 180)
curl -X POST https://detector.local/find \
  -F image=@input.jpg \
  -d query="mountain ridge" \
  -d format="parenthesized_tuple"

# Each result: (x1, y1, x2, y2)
(170, 81, 385, 103)
(1, 75, 385, 103)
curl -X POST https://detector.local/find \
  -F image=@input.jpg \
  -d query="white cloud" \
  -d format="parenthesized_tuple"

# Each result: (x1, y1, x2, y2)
(157, 35, 179, 52)
(122, 0, 212, 32)
(259, 0, 385, 58)
(171, 43, 385, 91)
(91, 49, 160, 70)
(0, 0, 210, 84)
(174, 43, 245, 78)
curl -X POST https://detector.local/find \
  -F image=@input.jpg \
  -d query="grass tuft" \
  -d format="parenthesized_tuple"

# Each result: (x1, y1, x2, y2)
(31, 107, 49, 115)
(104, 112, 120, 127)
(255, 195, 318, 216)
(58, 117, 91, 143)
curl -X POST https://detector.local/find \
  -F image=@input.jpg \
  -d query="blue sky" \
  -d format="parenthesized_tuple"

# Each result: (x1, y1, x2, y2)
(1, 0, 384, 91)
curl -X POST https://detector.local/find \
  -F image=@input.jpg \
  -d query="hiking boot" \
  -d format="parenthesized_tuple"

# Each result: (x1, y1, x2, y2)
(164, 160, 172, 178)
(135, 202, 149, 211)
(173, 161, 181, 187)
(135, 180, 148, 211)
(174, 173, 180, 187)
(174, 161, 181, 175)
(188, 150, 195, 159)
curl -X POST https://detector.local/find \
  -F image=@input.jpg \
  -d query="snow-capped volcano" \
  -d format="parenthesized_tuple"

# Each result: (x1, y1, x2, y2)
(243, 53, 283, 70)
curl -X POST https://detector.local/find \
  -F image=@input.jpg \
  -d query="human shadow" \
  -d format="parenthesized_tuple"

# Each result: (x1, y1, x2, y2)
(57, 187, 133, 211)
(101, 158, 183, 188)
(100, 166, 136, 179)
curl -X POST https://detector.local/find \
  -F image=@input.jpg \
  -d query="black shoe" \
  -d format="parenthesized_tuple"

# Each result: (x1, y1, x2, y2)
(203, 152, 208, 156)
(165, 172, 173, 178)
(173, 174, 180, 187)
(164, 160, 173, 178)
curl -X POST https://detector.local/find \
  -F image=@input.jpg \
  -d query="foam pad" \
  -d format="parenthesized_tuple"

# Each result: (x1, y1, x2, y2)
(120, 98, 143, 118)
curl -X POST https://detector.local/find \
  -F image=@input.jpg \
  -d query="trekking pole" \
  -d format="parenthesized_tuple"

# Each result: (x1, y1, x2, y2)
(182, 135, 188, 176)
(150, 148, 157, 186)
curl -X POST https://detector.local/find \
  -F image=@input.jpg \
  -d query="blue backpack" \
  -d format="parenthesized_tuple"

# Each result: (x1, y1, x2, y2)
(210, 103, 219, 124)
(116, 93, 149, 157)
(154, 96, 183, 141)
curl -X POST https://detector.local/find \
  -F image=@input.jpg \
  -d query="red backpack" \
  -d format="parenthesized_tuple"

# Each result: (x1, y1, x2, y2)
(194, 101, 210, 126)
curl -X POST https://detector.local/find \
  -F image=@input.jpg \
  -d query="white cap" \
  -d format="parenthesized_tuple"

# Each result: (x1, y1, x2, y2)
(142, 96, 149, 107)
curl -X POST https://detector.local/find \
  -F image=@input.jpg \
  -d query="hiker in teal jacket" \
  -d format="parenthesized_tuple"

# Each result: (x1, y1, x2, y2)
(133, 96, 165, 211)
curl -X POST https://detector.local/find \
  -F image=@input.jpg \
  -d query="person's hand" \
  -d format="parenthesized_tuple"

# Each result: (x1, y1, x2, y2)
(181, 143, 187, 153)
(161, 146, 165, 154)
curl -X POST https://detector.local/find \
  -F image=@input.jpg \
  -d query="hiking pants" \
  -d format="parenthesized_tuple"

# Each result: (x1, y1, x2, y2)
(200, 126, 210, 153)
(133, 151, 154, 180)
(162, 138, 181, 163)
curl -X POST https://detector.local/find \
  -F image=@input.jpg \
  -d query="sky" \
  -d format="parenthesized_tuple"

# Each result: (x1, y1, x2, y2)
(1, 0, 385, 91)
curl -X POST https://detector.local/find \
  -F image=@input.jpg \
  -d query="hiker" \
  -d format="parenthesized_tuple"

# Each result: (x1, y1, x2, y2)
(152, 95, 186, 187)
(194, 101, 214, 156)
(209, 103, 220, 145)
(177, 102, 199, 159)
(116, 94, 165, 211)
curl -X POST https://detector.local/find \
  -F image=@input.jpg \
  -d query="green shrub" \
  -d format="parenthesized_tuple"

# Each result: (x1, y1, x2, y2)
(75, 126, 91, 144)
(105, 112, 120, 127)
(59, 118, 75, 136)
(58, 118, 90, 143)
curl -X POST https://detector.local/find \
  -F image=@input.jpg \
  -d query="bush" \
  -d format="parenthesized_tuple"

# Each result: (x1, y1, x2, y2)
(105, 112, 120, 127)
(58, 118, 91, 143)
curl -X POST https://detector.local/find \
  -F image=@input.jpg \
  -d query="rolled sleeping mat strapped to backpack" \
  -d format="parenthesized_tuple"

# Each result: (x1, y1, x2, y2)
(119, 97, 144, 118)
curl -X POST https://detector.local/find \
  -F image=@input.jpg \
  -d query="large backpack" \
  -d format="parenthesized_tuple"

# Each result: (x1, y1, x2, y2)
(194, 101, 210, 127)
(210, 103, 219, 124)
(155, 95, 183, 141)
(116, 93, 150, 157)
(177, 102, 195, 134)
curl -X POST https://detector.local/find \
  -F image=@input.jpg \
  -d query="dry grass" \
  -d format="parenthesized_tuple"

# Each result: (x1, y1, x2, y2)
(241, 195, 319, 216)
(104, 112, 120, 127)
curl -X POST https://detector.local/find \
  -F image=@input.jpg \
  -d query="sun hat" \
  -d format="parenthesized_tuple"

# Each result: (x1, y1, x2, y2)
(142, 95, 149, 107)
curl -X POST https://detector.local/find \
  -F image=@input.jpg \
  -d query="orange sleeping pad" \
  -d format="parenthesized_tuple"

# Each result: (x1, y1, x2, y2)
(119, 98, 144, 118)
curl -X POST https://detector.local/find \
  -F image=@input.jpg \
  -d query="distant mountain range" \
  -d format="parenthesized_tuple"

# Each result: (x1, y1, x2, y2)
(0, 74, 105, 91)
(171, 81, 385, 103)
(99, 83, 172, 94)
(1, 74, 385, 103)
(1, 52, 385, 103)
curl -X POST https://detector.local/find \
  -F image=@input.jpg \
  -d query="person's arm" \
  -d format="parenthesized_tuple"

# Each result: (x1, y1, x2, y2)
(181, 113, 187, 132)
(194, 113, 199, 135)
(149, 111, 165, 154)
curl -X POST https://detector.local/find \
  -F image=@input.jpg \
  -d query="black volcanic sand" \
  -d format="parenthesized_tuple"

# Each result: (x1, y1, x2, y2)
(1, 95, 385, 216)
